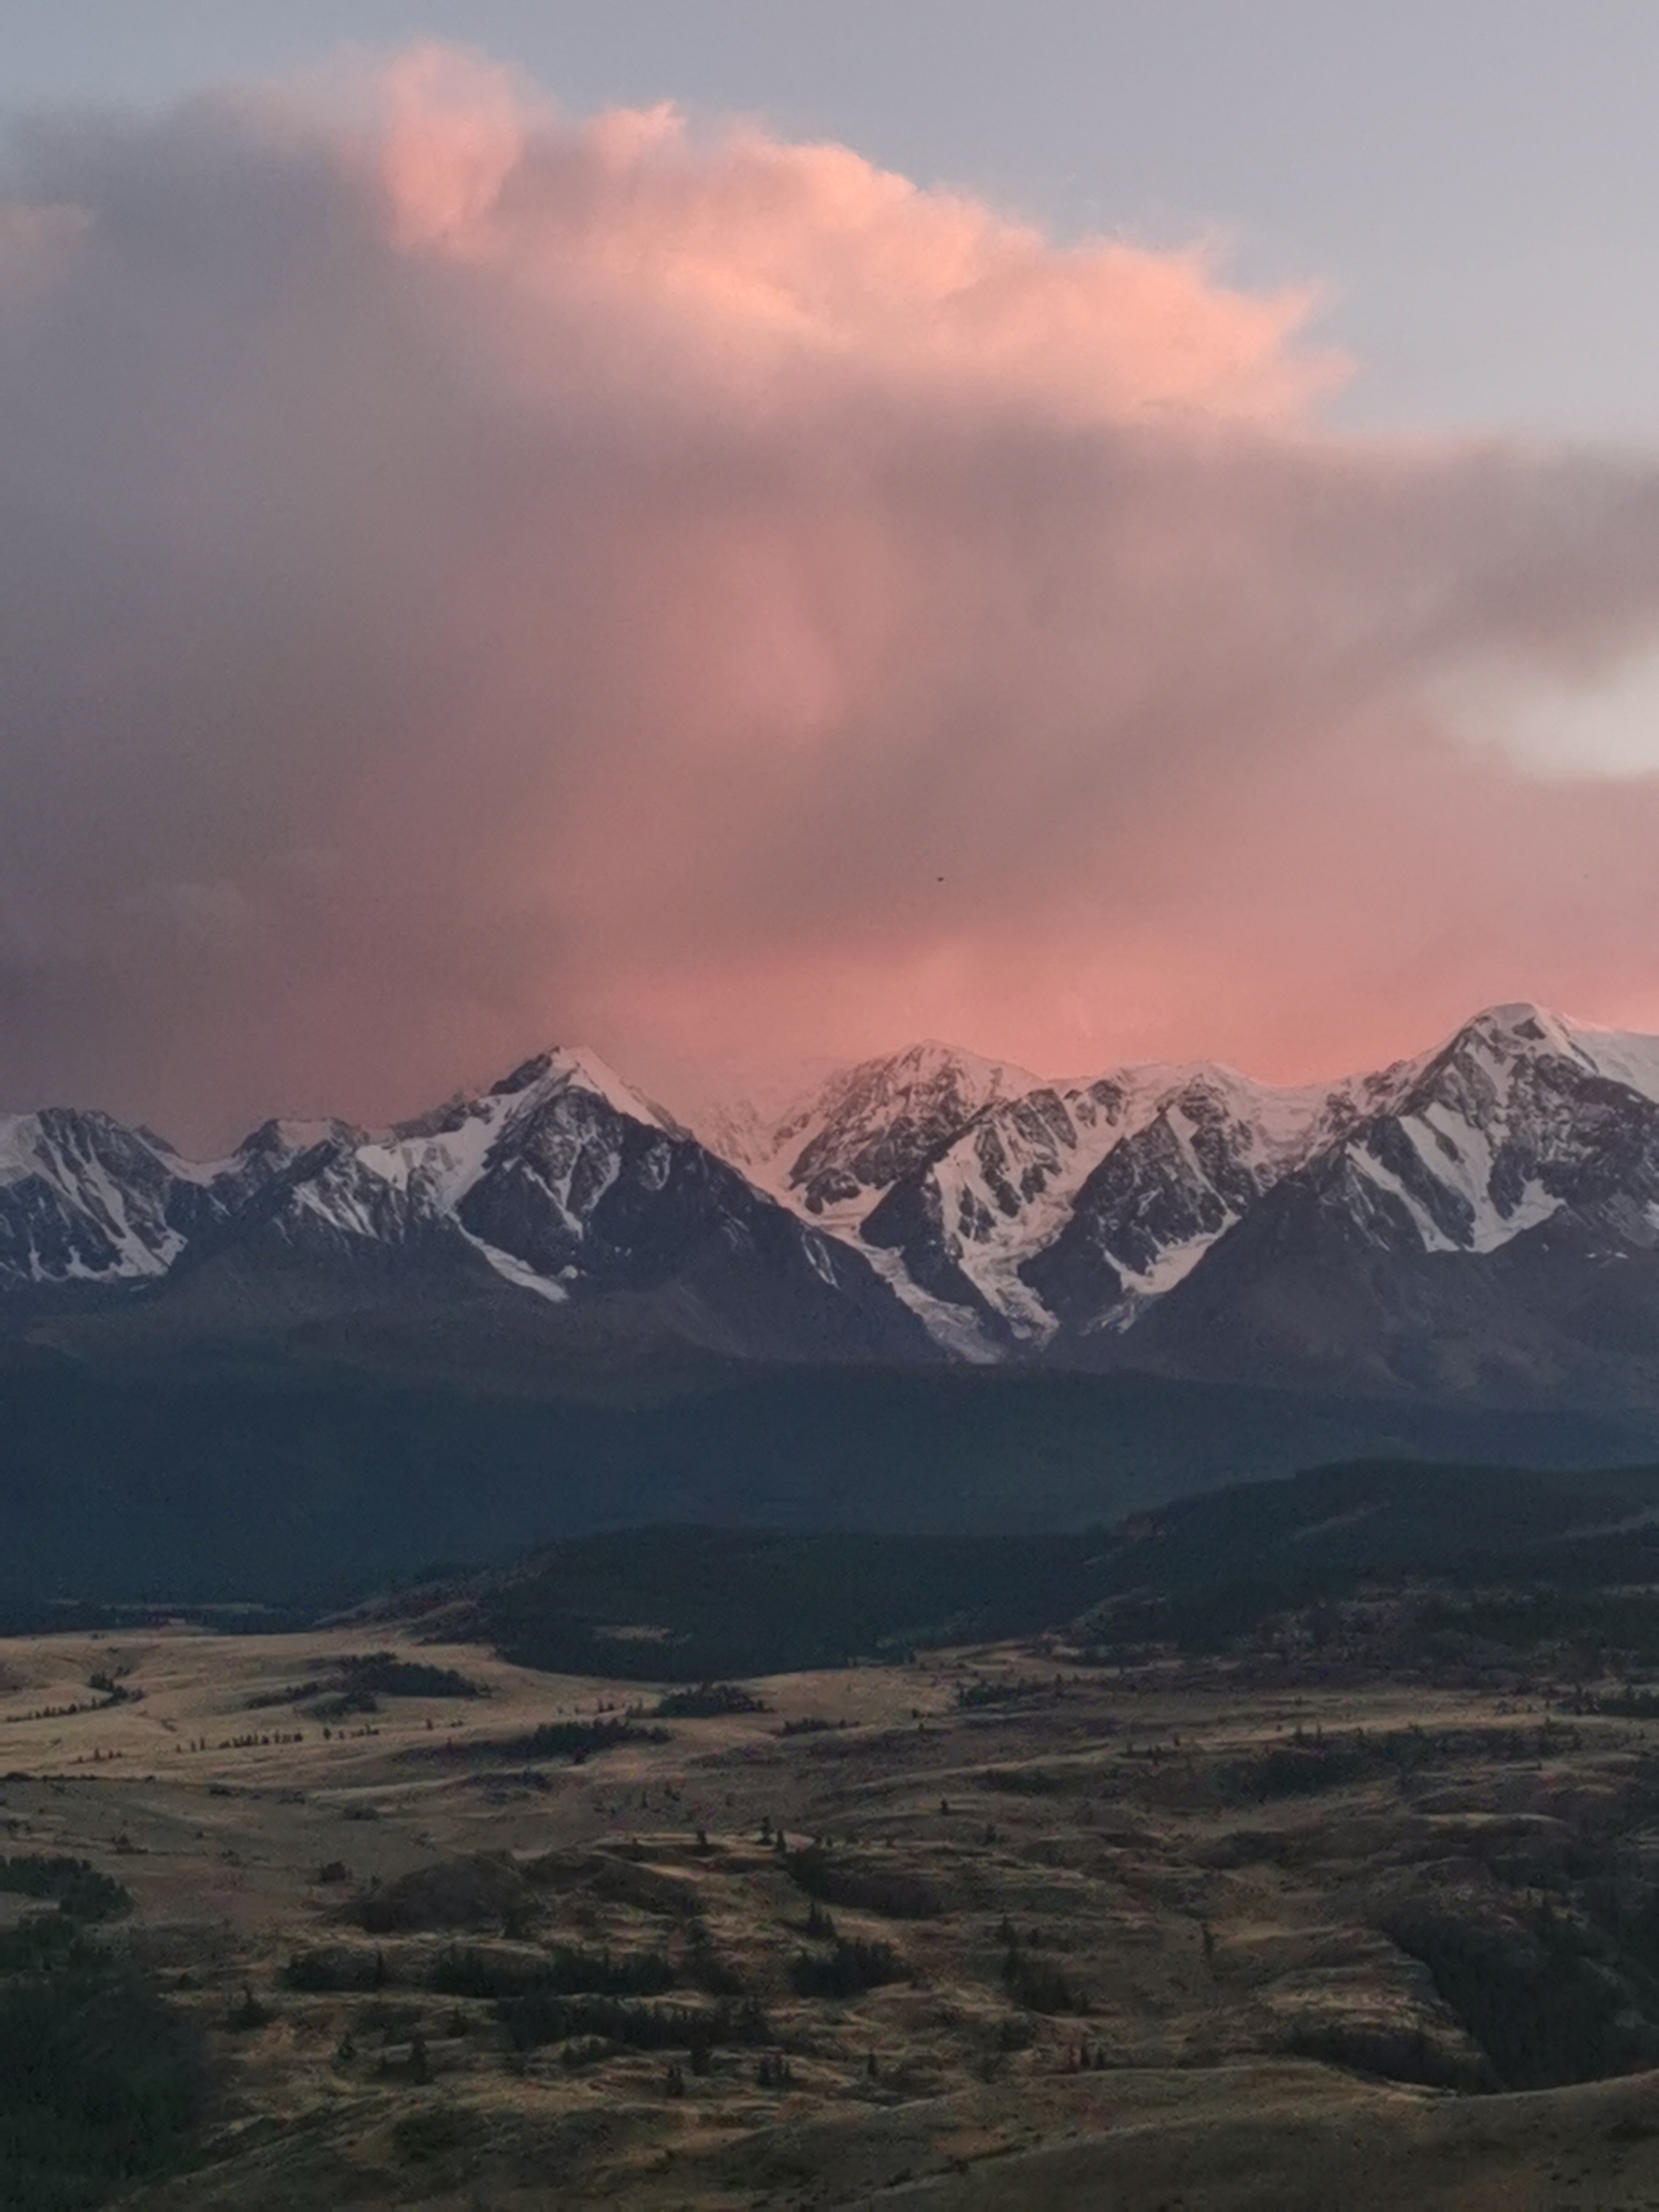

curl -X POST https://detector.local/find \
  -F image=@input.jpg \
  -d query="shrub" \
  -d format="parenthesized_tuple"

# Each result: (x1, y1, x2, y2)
(788, 1938, 906, 2000)
(783, 1848, 940, 1920)
(497, 1992, 768, 2055)
(337, 1653, 483, 1699)
(352, 1998, 424, 2043)
(0, 1916, 84, 1976)
(650, 1684, 768, 1719)
(682, 1927, 746, 1997)
(0, 1858, 131, 1924)
(446, 1720, 668, 1765)
(0, 1948, 207, 2210)
(1002, 1942, 1087, 2014)
(956, 1678, 1044, 1710)
(559, 2035, 612, 2071)
(392, 2103, 487, 2163)
(226, 1986, 272, 2032)
(1386, 1906, 1645, 2090)
(351, 1856, 531, 1935)
(1221, 1746, 1372, 1801)
(430, 1944, 673, 2002)
(306, 1690, 379, 1720)
(245, 1680, 323, 1709)
(284, 1946, 389, 1993)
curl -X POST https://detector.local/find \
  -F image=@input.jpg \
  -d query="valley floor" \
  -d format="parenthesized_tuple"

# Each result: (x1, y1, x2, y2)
(3, 1624, 1659, 2207)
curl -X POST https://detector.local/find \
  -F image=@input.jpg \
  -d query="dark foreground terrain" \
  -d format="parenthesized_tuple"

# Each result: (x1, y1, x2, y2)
(9, 1462, 1659, 2206)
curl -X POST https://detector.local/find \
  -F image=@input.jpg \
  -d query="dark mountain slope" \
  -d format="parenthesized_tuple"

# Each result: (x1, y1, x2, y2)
(371, 1455, 1659, 1679)
(1104, 1014, 1659, 1406)
(0, 1341, 1647, 1607)
(0, 1051, 936, 1370)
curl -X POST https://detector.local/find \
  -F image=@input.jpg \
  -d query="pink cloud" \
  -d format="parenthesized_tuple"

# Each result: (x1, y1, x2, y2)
(1, 46, 1658, 1142)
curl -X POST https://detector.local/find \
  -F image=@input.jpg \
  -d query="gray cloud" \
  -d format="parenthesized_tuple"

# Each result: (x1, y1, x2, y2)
(3, 49, 1659, 1144)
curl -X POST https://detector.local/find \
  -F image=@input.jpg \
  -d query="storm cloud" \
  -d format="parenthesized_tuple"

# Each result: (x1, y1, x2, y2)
(4, 45, 1659, 1143)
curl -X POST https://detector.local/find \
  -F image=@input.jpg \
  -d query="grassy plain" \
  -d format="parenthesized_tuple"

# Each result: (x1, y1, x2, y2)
(5, 1617, 1659, 2206)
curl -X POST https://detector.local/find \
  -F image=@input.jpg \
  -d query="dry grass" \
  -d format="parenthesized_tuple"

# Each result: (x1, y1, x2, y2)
(0, 1626, 1654, 2205)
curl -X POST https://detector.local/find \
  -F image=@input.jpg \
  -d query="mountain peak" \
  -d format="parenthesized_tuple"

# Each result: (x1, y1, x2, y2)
(764, 1041, 1045, 1220)
(787, 1039, 1042, 1127)
(872, 1038, 1039, 1080)
(1457, 1001, 1569, 1049)
(1434, 1003, 1659, 1106)
(12, 998, 1659, 1401)
(481, 1045, 671, 1128)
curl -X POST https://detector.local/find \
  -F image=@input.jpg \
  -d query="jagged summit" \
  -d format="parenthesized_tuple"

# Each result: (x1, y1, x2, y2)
(0, 1039, 933, 1368)
(0, 1107, 192, 1286)
(1427, 1001, 1659, 1106)
(697, 1003, 1659, 1383)
(476, 1044, 672, 1128)
(729, 1040, 1044, 1225)
(7, 1002, 1659, 1409)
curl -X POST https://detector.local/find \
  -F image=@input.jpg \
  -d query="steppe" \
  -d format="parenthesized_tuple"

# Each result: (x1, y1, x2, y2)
(5, 1617, 1659, 2208)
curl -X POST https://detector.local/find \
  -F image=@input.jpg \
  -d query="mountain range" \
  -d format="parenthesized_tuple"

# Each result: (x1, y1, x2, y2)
(7, 1003, 1659, 1420)
(6, 999, 1659, 1598)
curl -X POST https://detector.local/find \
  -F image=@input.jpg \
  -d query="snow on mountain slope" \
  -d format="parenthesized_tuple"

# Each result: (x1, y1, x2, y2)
(692, 1037, 1435, 1352)
(0, 1106, 352, 1298)
(744, 1043, 1043, 1228)
(1105, 1004, 1659, 1404)
(858, 1062, 1397, 1346)
(274, 1047, 939, 1359)
(12, 1003, 1659, 1381)
(689, 1097, 775, 1187)
(266, 1047, 675, 1276)
(1551, 1012, 1659, 1106)
(1013, 1005, 1659, 1345)
(686, 1025, 1454, 1353)
(270, 1006, 1659, 1361)
(1290, 1002, 1659, 1262)
(0, 1047, 936, 1364)
(260, 1047, 691, 1257)
(0, 1109, 198, 1294)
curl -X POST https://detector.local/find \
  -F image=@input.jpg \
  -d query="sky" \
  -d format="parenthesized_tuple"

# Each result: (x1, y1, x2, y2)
(9, 2, 1659, 443)
(4, 6, 1659, 1140)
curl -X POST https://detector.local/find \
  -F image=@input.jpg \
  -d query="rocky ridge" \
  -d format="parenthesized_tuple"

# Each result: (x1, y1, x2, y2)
(9, 1004, 1659, 1404)
(697, 1004, 1659, 1402)
(0, 1048, 934, 1366)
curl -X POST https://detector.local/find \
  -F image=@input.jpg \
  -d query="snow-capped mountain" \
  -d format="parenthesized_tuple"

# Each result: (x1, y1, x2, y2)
(11, 1002, 1659, 1406)
(0, 1108, 200, 1294)
(249, 1047, 675, 1285)
(1117, 1004, 1659, 1404)
(0, 1048, 936, 1366)
(726, 1043, 1042, 1225)
(693, 1002, 1659, 1400)
(700, 1042, 1418, 1353)
(859, 1065, 1358, 1346)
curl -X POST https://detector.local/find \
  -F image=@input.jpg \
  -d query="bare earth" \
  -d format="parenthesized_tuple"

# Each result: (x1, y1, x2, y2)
(4, 1622, 1659, 2209)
